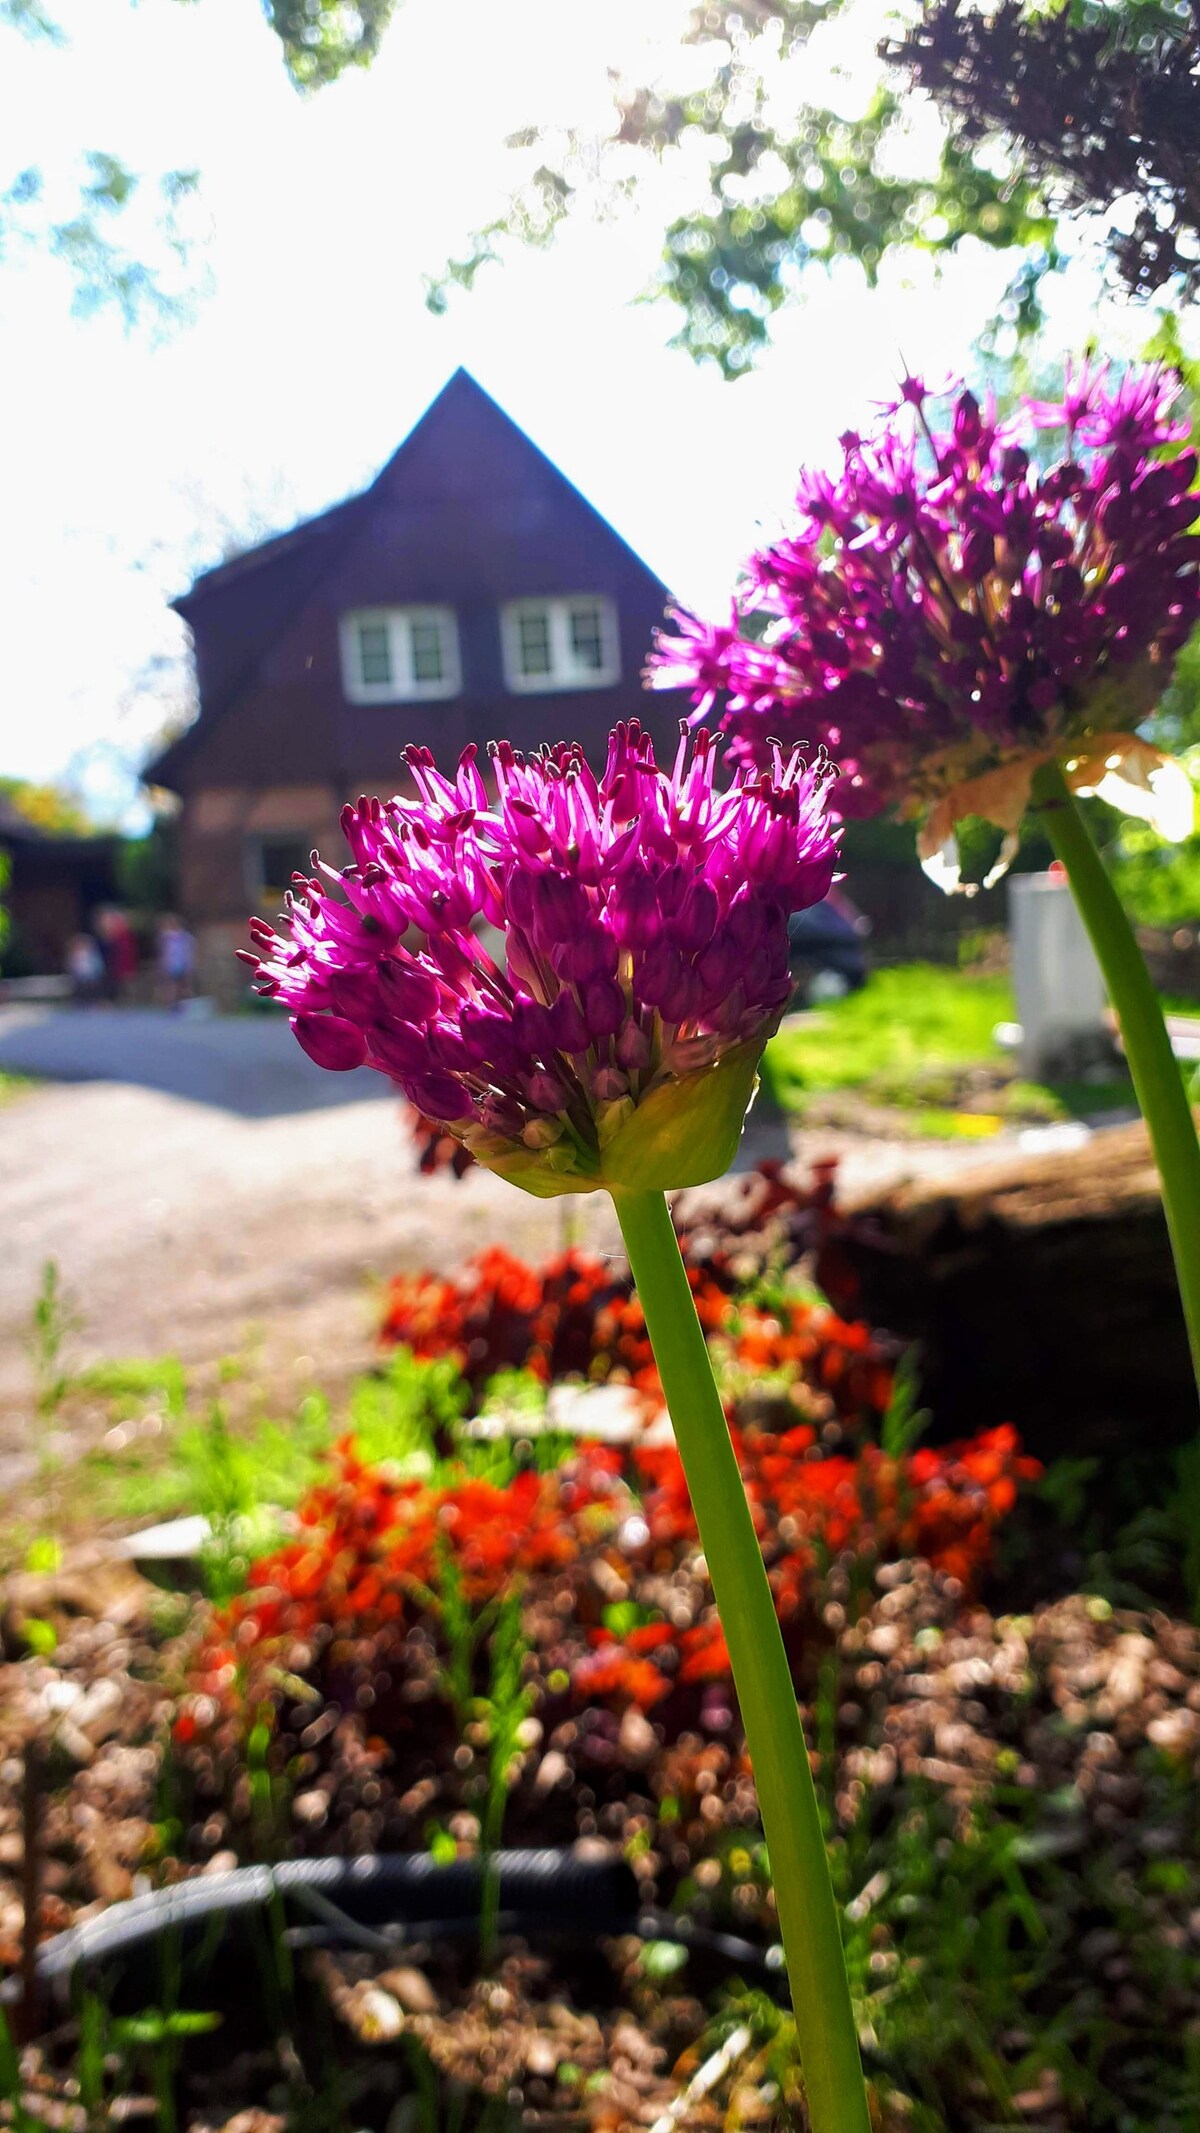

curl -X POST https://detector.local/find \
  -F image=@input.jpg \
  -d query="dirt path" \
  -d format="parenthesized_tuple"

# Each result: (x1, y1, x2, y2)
(0, 1078, 626, 1438)
(0, 1007, 1042, 1458)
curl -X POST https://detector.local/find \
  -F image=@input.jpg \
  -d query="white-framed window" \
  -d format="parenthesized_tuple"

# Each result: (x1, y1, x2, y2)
(500, 595, 620, 693)
(339, 606, 460, 704)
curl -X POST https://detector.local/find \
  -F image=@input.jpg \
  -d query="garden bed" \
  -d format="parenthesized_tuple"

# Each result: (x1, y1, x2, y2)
(1, 1166, 1198, 2130)
(3, 1552, 1199, 2129)
(836, 1120, 1198, 1471)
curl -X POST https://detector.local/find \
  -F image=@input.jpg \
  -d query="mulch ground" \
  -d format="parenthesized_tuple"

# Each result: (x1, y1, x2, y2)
(2, 1546, 1198, 2129)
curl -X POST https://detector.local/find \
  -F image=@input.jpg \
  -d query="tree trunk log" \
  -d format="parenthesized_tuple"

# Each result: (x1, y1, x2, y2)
(838, 1121, 1193, 1463)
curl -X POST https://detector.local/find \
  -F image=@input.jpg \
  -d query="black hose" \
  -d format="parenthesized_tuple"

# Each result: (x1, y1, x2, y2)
(37, 1848, 641, 1999)
(37, 1849, 790, 2020)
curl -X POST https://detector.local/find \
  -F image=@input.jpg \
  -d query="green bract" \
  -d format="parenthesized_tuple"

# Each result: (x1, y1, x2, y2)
(464, 1038, 766, 1200)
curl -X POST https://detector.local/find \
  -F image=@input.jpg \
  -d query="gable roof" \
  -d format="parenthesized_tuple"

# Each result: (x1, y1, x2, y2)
(176, 369, 669, 612)
(171, 489, 368, 618)
(150, 370, 672, 789)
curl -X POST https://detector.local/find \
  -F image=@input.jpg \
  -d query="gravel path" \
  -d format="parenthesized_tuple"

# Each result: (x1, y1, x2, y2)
(0, 1007, 1038, 1454)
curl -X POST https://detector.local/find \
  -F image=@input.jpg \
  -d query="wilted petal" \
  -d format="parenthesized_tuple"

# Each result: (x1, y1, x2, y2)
(1072, 737, 1195, 843)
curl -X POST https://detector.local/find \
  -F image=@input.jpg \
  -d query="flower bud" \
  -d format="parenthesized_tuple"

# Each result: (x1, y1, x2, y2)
(292, 1013, 367, 1072)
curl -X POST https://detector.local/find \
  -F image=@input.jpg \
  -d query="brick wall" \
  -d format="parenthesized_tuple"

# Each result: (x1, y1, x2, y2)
(181, 782, 342, 1006)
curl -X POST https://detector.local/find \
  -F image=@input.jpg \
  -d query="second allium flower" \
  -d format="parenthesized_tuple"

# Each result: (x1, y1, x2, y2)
(245, 722, 837, 1194)
(658, 363, 1200, 886)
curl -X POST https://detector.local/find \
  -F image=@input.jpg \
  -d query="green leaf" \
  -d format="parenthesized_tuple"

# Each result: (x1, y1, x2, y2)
(426, 1823, 457, 1867)
(262, 0, 401, 90)
(638, 1938, 690, 1980)
(112, 2008, 221, 2046)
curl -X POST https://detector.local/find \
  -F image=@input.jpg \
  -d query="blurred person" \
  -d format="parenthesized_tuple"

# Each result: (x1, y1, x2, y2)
(95, 906, 139, 1001)
(66, 930, 104, 1004)
(157, 915, 196, 1008)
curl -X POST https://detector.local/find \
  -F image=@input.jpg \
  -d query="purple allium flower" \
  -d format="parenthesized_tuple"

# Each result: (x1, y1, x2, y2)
(654, 362, 1199, 879)
(244, 722, 837, 1195)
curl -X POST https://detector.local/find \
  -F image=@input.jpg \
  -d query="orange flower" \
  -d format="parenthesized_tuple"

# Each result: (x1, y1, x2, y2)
(182, 1379, 1039, 1760)
(572, 1646, 671, 1709)
(678, 1619, 731, 1683)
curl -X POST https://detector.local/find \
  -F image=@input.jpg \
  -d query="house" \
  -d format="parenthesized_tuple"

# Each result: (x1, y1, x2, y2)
(149, 369, 683, 1003)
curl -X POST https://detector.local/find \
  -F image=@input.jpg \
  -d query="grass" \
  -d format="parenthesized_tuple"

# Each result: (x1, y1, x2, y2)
(767, 966, 1013, 1097)
(62, 1348, 462, 1530)
(0, 1308, 545, 1596)
(761, 963, 1145, 1135)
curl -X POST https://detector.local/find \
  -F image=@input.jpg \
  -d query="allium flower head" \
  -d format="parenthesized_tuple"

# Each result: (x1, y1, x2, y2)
(244, 722, 837, 1195)
(656, 362, 1199, 886)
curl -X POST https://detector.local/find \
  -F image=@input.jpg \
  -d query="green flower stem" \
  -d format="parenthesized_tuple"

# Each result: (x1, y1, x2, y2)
(1032, 757, 1200, 1396)
(613, 1187, 871, 2133)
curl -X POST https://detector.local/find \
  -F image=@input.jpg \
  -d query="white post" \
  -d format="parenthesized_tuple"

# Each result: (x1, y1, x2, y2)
(1009, 870, 1109, 1080)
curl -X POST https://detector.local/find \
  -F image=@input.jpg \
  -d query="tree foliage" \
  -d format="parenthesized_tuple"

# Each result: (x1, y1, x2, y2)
(261, 0, 399, 90)
(0, 0, 400, 322)
(0, 154, 201, 328)
(0, 776, 92, 837)
(642, 92, 1056, 375)
(889, 0, 1200, 306)
(428, 0, 1200, 377)
(0, 0, 400, 88)
(0, 0, 63, 37)
(12, 0, 1200, 368)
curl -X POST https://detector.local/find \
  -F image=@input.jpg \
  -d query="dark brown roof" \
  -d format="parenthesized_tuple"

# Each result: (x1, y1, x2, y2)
(172, 491, 367, 614)
(173, 370, 669, 607)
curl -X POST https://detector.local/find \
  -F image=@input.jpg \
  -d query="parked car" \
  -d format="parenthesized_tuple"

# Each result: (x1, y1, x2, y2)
(787, 889, 870, 1005)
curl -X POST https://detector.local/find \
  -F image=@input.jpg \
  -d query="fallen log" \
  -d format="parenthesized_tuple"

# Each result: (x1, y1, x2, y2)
(837, 1120, 1194, 1464)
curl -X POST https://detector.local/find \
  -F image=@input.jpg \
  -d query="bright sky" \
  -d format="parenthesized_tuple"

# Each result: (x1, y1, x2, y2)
(0, 0, 1156, 822)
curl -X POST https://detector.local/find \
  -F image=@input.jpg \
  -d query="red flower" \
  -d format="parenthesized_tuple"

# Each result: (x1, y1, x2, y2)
(181, 1287, 1039, 1769)
(678, 1619, 731, 1682)
(572, 1646, 671, 1709)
